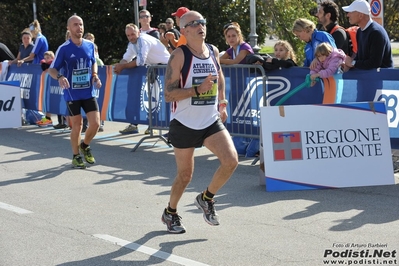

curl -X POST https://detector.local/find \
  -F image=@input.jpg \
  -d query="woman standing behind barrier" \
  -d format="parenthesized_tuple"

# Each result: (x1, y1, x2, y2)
(292, 18, 336, 67)
(220, 22, 253, 65)
(17, 19, 49, 65)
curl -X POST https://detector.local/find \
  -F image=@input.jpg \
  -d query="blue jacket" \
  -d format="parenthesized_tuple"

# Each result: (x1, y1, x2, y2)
(304, 30, 336, 67)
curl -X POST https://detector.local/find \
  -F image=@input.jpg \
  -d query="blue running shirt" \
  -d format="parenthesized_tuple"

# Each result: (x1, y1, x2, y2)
(50, 39, 96, 101)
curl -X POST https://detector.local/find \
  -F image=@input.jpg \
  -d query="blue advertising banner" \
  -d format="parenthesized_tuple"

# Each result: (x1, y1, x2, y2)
(5, 64, 399, 139)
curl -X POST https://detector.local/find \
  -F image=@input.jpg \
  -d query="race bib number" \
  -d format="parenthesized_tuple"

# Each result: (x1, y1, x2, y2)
(191, 76, 217, 106)
(72, 68, 90, 89)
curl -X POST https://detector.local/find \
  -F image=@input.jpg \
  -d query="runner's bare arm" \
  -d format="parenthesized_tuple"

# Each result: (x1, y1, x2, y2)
(164, 49, 195, 102)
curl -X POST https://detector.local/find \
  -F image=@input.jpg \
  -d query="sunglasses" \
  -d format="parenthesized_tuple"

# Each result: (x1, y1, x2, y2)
(166, 22, 172, 24)
(139, 15, 150, 19)
(184, 19, 206, 28)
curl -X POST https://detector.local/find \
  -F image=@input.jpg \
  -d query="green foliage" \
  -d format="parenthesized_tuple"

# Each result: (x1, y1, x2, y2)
(0, 0, 397, 65)
(262, 0, 318, 65)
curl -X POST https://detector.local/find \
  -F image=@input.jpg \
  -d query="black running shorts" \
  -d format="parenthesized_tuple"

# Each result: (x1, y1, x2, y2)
(168, 118, 226, 148)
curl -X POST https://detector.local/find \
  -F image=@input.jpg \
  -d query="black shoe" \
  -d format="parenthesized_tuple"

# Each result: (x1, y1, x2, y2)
(53, 123, 68, 129)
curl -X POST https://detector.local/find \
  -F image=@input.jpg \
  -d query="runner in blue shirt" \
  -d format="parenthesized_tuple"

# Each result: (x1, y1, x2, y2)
(49, 15, 102, 169)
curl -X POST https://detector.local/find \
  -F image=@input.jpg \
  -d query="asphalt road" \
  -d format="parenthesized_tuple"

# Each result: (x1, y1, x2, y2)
(1, 122, 399, 266)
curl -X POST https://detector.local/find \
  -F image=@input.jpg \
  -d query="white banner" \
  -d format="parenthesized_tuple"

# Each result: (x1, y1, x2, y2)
(0, 82, 22, 129)
(260, 102, 394, 191)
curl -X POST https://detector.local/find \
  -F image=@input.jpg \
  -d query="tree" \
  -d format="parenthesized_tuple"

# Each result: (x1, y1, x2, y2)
(262, 0, 318, 65)
(1, 0, 397, 66)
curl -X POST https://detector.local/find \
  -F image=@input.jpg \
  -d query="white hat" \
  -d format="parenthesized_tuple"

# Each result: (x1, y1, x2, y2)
(342, 0, 371, 15)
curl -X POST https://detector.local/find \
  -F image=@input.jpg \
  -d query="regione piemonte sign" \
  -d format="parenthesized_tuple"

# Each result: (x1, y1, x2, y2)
(260, 103, 395, 192)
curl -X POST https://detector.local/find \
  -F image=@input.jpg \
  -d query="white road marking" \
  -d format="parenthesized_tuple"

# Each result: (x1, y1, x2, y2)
(93, 234, 210, 266)
(0, 202, 33, 214)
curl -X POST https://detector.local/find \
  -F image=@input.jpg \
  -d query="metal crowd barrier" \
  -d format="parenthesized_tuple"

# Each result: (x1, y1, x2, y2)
(132, 63, 267, 164)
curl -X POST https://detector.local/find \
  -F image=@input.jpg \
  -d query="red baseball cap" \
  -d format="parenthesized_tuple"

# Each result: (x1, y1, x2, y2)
(171, 7, 190, 18)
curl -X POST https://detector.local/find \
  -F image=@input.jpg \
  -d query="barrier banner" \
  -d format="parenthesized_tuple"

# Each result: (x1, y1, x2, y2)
(265, 67, 399, 138)
(5, 64, 399, 139)
(260, 102, 394, 192)
(6, 65, 41, 111)
(224, 66, 264, 136)
(0, 81, 22, 128)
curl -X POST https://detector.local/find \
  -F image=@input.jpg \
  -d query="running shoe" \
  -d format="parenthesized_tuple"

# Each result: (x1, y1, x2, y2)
(79, 145, 96, 164)
(161, 209, 186, 234)
(194, 193, 220, 226)
(36, 117, 53, 127)
(72, 155, 86, 169)
(144, 127, 158, 134)
(119, 124, 139, 134)
(53, 123, 68, 129)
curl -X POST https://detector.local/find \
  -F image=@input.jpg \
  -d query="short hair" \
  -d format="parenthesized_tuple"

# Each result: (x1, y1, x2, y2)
(180, 11, 202, 28)
(223, 22, 244, 44)
(126, 23, 139, 31)
(139, 9, 151, 16)
(292, 18, 316, 33)
(21, 31, 32, 38)
(67, 15, 83, 27)
(315, 42, 333, 57)
(44, 51, 55, 58)
(319, 0, 339, 22)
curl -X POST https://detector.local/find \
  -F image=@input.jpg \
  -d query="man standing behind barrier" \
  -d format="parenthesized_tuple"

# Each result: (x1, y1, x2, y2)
(316, 1, 349, 55)
(342, 0, 393, 70)
(114, 23, 169, 134)
(342, 0, 393, 102)
(49, 15, 102, 169)
(170, 7, 190, 47)
(161, 11, 238, 234)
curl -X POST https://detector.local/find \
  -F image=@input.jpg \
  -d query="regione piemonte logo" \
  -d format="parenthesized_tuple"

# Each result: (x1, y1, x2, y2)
(272, 131, 303, 161)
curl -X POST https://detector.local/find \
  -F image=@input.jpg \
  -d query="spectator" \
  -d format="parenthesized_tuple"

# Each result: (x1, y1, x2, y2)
(164, 17, 181, 53)
(342, 0, 393, 103)
(316, 0, 349, 55)
(171, 7, 190, 47)
(0, 42, 15, 62)
(342, 0, 393, 70)
(310, 42, 346, 86)
(139, 10, 160, 39)
(220, 22, 254, 64)
(83, 33, 105, 132)
(18, 19, 49, 65)
(247, 40, 297, 70)
(158, 23, 170, 48)
(117, 9, 162, 134)
(48, 15, 102, 169)
(292, 18, 336, 67)
(9, 31, 34, 65)
(37, 51, 54, 127)
(114, 23, 169, 135)
(161, 11, 238, 234)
